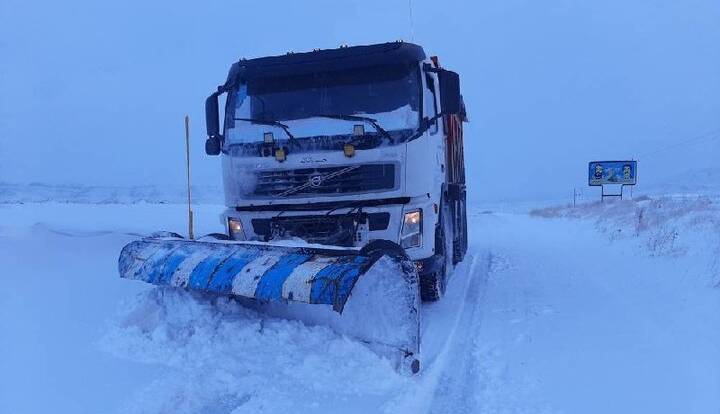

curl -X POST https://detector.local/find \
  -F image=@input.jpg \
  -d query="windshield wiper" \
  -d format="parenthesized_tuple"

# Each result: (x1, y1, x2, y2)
(315, 114, 393, 144)
(233, 117, 301, 148)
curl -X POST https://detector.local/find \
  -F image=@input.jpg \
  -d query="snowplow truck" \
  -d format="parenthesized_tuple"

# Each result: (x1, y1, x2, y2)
(118, 42, 467, 374)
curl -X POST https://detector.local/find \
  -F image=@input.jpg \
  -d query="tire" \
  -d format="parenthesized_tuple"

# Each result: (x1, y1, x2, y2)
(420, 260, 446, 302)
(453, 192, 468, 264)
(420, 203, 453, 302)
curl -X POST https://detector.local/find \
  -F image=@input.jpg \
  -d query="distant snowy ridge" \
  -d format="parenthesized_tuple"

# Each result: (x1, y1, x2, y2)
(0, 182, 224, 204)
(637, 167, 720, 196)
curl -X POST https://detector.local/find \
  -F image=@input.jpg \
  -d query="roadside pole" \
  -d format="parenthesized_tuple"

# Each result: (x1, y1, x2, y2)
(185, 115, 194, 240)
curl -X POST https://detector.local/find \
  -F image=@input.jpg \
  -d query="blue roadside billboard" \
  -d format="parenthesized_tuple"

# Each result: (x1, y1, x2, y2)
(588, 161, 637, 186)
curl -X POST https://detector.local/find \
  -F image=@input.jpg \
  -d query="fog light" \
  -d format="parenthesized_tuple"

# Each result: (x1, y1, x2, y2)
(343, 143, 355, 158)
(275, 147, 286, 162)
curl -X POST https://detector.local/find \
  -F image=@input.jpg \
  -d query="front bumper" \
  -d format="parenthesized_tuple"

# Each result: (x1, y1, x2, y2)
(224, 195, 439, 261)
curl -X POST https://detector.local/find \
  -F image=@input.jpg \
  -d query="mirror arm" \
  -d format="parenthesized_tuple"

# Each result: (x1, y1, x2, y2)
(426, 111, 451, 126)
(422, 62, 441, 73)
(408, 113, 447, 142)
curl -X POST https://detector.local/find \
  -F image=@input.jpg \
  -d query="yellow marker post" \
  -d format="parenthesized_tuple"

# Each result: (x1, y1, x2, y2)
(185, 115, 194, 239)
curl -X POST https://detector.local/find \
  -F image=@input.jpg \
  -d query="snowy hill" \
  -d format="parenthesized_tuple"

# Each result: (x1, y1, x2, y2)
(638, 167, 720, 197)
(0, 182, 223, 205)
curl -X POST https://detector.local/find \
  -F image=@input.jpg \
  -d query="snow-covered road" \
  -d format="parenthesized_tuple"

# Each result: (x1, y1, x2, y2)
(1, 199, 718, 413)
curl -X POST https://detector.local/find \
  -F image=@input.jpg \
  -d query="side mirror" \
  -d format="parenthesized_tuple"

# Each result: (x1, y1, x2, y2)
(205, 92, 222, 155)
(205, 136, 221, 155)
(438, 69, 461, 115)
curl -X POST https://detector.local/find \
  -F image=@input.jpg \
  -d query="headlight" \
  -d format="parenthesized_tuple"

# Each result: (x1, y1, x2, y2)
(227, 217, 246, 240)
(400, 209, 422, 248)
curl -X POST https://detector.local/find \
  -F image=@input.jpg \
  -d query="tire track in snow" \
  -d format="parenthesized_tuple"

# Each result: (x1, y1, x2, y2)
(425, 252, 493, 414)
(383, 252, 489, 413)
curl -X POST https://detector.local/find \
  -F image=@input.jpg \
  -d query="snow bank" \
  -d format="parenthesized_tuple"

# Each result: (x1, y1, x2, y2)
(531, 195, 720, 286)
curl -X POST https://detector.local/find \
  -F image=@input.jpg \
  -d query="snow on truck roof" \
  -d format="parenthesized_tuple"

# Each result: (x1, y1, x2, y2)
(224, 41, 426, 85)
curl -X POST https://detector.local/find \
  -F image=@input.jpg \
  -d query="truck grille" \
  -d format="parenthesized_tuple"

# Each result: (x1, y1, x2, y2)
(250, 212, 390, 247)
(252, 215, 357, 246)
(252, 164, 396, 197)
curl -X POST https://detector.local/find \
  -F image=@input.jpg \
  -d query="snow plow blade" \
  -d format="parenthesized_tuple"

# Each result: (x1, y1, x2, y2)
(118, 236, 421, 372)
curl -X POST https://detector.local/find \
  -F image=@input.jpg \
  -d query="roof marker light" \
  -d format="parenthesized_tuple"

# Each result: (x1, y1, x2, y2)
(353, 124, 365, 136)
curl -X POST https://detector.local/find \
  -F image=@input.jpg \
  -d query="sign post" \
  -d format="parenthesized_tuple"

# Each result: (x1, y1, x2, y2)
(588, 160, 637, 202)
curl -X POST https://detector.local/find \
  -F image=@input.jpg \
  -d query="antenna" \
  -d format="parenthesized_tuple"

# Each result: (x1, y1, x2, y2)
(184, 115, 195, 240)
(407, 0, 415, 41)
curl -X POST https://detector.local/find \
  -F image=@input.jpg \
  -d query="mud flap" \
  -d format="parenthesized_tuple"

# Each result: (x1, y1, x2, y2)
(118, 236, 421, 372)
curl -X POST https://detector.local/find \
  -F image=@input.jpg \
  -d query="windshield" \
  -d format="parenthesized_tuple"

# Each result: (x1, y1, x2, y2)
(224, 63, 420, 143)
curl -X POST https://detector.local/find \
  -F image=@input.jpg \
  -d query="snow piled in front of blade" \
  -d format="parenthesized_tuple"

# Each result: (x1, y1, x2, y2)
(101, 257, 418, 413)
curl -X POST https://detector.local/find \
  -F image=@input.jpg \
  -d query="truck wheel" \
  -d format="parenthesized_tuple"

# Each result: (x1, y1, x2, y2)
(420, 205, 452, 302)
(420, 260, 446, 302)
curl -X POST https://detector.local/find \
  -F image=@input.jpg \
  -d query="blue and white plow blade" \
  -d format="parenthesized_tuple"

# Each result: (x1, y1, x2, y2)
(118, 236, 421, 373)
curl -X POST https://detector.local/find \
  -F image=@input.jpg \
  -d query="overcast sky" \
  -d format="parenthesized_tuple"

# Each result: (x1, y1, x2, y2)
(1, 0, 718, 202)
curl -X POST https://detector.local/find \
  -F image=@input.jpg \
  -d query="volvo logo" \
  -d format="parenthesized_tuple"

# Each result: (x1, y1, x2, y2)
(300, 157, 328, 164)
(308, 174, 323, 187)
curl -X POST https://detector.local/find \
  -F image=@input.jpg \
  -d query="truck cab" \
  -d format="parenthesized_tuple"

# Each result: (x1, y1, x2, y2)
(204, 41, 468, 301)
